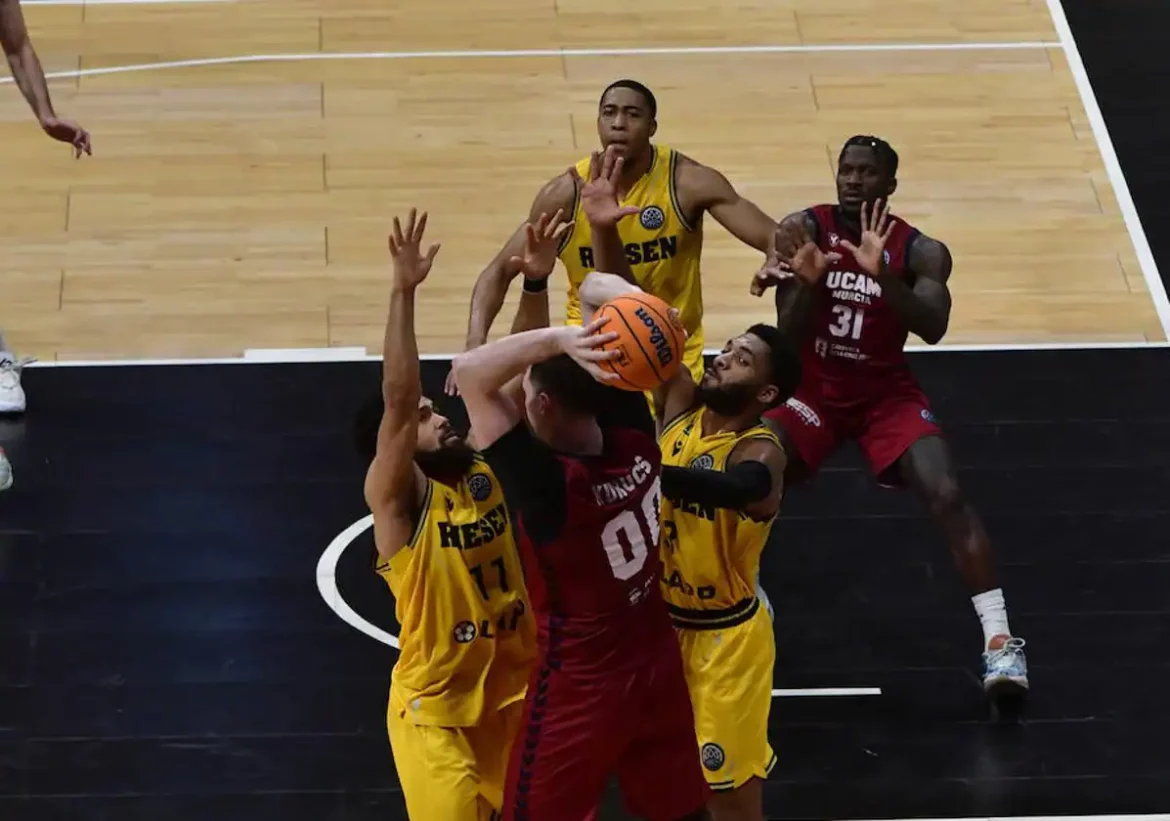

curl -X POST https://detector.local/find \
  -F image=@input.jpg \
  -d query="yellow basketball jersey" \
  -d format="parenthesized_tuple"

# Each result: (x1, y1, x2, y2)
(376, 457, 534, 727)
(558, 145, 706, 381)
(658, 407, 779, 624)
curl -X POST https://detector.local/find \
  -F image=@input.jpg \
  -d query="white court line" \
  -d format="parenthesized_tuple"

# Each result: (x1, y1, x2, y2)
(24, 340, 1170, 368)
(316, 514, 881, 698)
(1045, 0, 1170, 340)
(0, 41, 1059, 84)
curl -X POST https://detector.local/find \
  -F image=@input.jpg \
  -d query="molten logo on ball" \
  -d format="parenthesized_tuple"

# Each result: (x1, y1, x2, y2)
(634, 307, 674, 367)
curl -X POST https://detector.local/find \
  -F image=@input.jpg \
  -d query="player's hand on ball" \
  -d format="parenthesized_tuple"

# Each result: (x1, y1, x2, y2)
(41, 116, 91, 158)
(508, 209, 574, 280)
(571, 145, 639, 228)
(388, 208, 441, 291)
(556, 318, 620, 382)
(839, 199, 894, 277)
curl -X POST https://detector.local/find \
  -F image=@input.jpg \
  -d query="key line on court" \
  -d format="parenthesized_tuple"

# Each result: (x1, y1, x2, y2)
(316, 514, 882, 698)
(0, 41, 1061, 84)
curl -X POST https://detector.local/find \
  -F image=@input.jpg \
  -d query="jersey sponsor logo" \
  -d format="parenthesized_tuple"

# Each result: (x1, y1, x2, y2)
(689, 453, 715, 470)
(452, 620, 478, 643)
(437, 502, 510, 550)
(591, 454, 655, 506)
(576, 235, 679, 269)
(661, 567, 716, 600)
(639, 205, 666, 230)
(784, 398, 822, 427)
(700, 742, 726, 772)
(633, 306, 676, 368)
(468, 472, 493, 502)
(828, 232, 840, 248)
(825, 269, 882, 304)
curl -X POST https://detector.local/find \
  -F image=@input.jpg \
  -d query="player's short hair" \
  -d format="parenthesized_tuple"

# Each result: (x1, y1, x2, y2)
(839, 135, 899, 178)
(529, 354, 607, 416)
(746, 323, 802, 406)
(600, 79, 658, 119)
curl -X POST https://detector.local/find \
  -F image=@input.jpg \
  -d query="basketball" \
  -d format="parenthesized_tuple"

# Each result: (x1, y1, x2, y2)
(593, 292, 687, 391)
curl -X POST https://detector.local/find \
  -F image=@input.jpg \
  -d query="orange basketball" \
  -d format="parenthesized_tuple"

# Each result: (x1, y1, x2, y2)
(593, 292, 687, 391)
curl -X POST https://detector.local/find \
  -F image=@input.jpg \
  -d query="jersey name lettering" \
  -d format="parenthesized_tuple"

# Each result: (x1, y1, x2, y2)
(577, 235, 679, 270)
(826, 269, 881, 305)
(437, 502, 509, 550)
(591, 454, 655, 505)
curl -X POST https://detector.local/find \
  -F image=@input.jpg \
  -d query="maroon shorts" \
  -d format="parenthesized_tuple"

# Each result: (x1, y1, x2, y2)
(501, 642, 710, 821)
(765, 373, 942, 484)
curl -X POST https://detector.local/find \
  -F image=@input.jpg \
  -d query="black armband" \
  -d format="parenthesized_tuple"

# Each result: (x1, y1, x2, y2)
(661, 461, 772, 509)
(522, 277, 549, 294)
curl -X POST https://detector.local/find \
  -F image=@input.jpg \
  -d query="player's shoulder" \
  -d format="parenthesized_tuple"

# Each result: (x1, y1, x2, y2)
(532, 168, 579, 215)
(902, 228, 952, 280)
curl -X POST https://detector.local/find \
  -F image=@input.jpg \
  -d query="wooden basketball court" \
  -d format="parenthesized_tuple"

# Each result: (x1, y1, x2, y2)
(1, 0, 1164, 361)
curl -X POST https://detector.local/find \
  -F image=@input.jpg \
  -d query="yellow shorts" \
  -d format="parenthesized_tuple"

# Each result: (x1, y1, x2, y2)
(675, 602, 776, 791)
(387, 700, 523, 819)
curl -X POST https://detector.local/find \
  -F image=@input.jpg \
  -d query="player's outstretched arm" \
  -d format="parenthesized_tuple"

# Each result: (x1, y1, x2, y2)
(0, 0, 91, 156)
(675, 154, 775, 253)
(452, 322, 619, 448)
(461, 174, 577, 350)
(752, 211, 834, 340)
(660, 437, 786, 519)
(840, 201, 952, 344)
(364, 210, 440, 561)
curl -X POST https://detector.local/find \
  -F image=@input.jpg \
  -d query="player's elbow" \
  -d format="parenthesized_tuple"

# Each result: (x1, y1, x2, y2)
(449, 352, 480, 395)
(920, 315, 949, 345)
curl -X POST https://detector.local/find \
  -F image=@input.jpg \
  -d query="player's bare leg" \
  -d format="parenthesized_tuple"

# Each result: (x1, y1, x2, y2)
(896, 435, 1028, 700)
(707, 778, 763, 821)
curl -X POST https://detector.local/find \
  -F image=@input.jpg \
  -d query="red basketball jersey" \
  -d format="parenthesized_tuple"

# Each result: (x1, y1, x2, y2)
(801, 204, 922, 397)
(516, 426, 674, 671)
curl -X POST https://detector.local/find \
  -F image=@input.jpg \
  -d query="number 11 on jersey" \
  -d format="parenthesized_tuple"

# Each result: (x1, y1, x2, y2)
(830, 304, 865, 340)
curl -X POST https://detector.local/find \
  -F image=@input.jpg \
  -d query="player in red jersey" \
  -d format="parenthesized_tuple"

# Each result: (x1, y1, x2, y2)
(452, 165, 711, 820)
(753, 135, 1028, 700)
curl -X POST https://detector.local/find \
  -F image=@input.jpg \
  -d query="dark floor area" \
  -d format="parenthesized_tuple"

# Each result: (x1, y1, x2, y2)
(1, 347, 1168, 820)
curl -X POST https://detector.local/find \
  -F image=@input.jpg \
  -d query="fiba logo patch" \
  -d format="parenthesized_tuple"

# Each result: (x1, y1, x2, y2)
(883, 249, 891, 266)
(921, 408, 937, 424)
(639, 205, 665, 230)
(700, 742, 725, 772)
(690, 453, 715, 470)
(453, 620, 478, 643)
(468, 473, 493, 502)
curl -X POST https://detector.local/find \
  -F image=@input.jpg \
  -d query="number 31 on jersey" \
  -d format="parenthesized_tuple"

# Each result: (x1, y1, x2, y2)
(830, 304, 865, 340)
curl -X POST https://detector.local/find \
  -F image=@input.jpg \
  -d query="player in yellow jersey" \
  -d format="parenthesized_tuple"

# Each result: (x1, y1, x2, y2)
(576, 196, 800, 819)
(363, 209, 569, 819)
(450, 79, 777, 395)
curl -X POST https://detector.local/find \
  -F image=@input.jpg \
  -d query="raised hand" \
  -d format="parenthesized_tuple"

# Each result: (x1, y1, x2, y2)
(556, 316, 620, 382)
(766, 219, 840, 289)
(570, 146, 639, 228)
(839, 199, 894, 277)
(508, 209, 574, 280)
(41, 117, 91, 158)
(388, 208, 441, 291)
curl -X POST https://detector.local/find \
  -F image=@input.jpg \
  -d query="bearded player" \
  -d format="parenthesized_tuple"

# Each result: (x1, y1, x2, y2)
(361, 209, 543, 819)
(452, 167, 710, 819)
(453, 78, 776, 394)
(578, 186, 797, 817)
(754, 135, 1028, 700)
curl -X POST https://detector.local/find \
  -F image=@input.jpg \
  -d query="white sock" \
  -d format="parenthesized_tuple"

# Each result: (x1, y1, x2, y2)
(972, 588, 1010, 649)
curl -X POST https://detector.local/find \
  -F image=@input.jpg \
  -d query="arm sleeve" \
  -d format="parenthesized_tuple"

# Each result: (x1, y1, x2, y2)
(661, 461, 772, 509)
(480, 421, 568, 545)
(594, 384, 655, 437)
